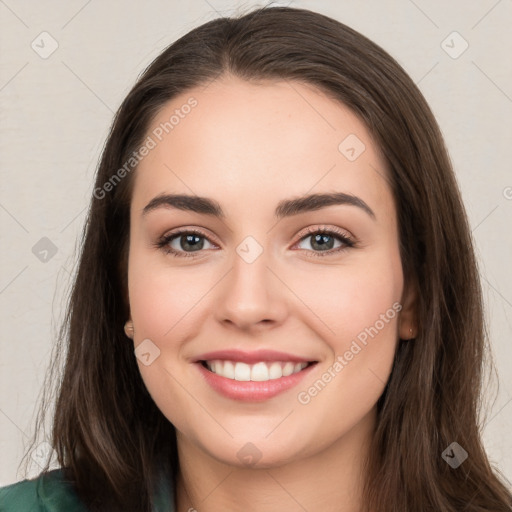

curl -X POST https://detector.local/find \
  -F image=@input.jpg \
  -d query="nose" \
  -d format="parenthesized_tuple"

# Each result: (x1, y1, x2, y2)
(215, 246, 289, 332)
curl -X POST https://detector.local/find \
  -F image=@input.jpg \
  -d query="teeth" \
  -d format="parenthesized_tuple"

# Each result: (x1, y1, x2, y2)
(205, 360, 309, 381)
(251, 362, 269, 381)
(282, 362, 295, 376)
(223, 361, 235, 379)
(234, 361, 251, 381)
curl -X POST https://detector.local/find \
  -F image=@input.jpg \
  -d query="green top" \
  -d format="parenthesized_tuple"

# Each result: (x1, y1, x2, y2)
(0, 467, 175, 511)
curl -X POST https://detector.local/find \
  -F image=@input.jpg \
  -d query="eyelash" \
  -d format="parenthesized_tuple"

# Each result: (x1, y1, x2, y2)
(154, 226, 355, 259)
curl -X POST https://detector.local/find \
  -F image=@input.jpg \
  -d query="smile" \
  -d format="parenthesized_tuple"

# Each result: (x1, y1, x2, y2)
(202, 360, 312, 381)
(196, 359, 318, 401)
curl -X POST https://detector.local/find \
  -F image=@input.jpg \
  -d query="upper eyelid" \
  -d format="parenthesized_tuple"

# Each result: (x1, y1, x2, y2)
(298, 225, 352, 239)
(164, 227, 220, 247)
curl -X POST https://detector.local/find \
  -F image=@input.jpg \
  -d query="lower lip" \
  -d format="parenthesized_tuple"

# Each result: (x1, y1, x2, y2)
(195, 362, 317, 401)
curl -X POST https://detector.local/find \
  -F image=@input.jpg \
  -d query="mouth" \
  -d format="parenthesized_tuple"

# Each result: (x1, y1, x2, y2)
(200, 359, 317, 382)
(195, 358, 319, 401)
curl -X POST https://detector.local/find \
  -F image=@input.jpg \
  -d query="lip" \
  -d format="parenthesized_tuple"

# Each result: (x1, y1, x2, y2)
(193, 349, 314, 365)
(195, 360, 318, 401)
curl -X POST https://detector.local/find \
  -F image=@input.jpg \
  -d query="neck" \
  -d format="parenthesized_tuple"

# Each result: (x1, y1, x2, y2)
(174, 408, 376, 512)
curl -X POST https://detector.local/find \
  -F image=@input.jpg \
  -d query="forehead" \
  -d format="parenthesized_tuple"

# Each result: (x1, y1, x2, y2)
(131, 75, 394, 222)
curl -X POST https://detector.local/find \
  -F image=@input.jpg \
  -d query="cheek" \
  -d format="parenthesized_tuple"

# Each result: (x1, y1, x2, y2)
(127, 248, 214, 342)
(126, 249, 212, 429)
(290, 249, 402, 388)
(292, 254, 402, 429)
(286, 254, 402, 348)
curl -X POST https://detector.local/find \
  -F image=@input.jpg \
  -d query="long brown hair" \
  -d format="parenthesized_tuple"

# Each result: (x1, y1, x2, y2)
(21, 6, 512, 511)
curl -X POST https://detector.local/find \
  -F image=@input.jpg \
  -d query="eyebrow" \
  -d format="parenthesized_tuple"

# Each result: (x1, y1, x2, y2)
(142, 192, 376, 220)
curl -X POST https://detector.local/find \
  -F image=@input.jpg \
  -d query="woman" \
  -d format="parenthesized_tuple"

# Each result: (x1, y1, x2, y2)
(1, 5, 510, 512)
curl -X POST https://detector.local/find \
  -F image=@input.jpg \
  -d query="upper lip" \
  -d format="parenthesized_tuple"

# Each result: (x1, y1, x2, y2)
(194, 349, 316, 364)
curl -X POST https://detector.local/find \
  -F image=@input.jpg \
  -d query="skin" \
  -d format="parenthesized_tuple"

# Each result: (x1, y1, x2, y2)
(126, 75, 416, 512)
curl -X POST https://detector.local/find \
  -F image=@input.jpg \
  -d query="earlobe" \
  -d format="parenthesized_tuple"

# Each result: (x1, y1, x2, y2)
(398, 280, 418, 340)
(124, 319, 134, 339)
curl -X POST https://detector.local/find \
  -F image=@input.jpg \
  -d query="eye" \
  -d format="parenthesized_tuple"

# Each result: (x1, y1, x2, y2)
(293, 226, 355, 258)
(155, 229, 217, 258)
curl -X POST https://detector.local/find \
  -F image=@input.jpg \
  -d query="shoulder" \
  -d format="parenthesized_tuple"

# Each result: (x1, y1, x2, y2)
(0, 468, 87, 512)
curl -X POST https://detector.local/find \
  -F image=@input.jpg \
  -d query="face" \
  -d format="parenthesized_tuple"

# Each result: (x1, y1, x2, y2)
(127, 75, 415, 468)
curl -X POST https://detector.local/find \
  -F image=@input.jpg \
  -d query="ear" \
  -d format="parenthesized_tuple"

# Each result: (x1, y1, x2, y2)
(398, 278, 418, 340)
(124, 316, 134, 339)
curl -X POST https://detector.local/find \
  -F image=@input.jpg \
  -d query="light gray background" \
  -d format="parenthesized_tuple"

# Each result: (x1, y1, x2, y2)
(1, 0, 511, 487)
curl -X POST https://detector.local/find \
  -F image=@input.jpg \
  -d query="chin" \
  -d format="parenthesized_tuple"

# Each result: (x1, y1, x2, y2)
(199, 434, 310, 470)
